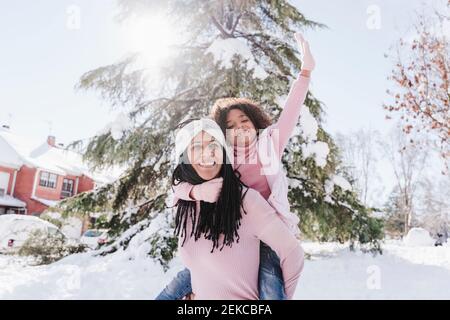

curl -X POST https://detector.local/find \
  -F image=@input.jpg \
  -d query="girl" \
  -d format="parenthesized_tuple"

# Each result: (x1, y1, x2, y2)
(169, 118, 304, 299)
(156, 33, 314, 300)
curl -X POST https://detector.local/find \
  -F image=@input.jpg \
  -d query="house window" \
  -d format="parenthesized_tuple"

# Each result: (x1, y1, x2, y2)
(61, 178, 74, 198)
(39, 171, 57, 188)
(0, 172, 9, 196)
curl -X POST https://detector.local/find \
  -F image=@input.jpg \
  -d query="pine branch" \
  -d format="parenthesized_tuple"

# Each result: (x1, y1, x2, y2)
(210, 14, 232, 38)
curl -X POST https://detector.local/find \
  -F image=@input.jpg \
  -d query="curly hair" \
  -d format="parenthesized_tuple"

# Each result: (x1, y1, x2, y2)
(210, 98, 272, 133)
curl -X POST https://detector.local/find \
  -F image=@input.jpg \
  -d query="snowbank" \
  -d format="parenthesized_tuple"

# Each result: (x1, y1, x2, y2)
(403, 228, 435, 247)
(0, 250, 184, 299)
(296, 241, 450, 299)
(1, 240, 450, 299)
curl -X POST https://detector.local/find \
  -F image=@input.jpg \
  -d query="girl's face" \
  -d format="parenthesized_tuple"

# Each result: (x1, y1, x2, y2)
(187, 131, 223, 180)
(225, 108, 257, 147)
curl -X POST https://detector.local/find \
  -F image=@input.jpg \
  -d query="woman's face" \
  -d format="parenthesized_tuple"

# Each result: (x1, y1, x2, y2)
(225, 108, 257, 147)
(187, 131, 223, 180)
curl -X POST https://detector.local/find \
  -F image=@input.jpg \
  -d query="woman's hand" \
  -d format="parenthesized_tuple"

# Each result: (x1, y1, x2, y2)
(295, 33, 315, 73)
(190, 177, 223, 203)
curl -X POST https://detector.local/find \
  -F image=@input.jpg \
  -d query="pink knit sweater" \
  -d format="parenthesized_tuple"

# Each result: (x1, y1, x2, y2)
(178, 188, 304, 300)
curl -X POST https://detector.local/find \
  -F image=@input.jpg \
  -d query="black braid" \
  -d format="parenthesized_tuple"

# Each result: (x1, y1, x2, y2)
(173, 149, 248, 253)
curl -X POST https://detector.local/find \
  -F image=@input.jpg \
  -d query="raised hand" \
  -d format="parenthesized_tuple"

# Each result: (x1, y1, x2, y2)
(295, 33, 315, 72)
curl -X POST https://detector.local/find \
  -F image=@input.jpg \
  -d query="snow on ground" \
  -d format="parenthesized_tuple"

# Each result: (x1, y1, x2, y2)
(0, 249, 183, 299)
(0, 240, 449, 299)
(295, 241, 450, 299)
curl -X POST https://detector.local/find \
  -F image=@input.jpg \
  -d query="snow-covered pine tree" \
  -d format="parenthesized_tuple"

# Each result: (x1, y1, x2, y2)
(61, 0, 383, 266)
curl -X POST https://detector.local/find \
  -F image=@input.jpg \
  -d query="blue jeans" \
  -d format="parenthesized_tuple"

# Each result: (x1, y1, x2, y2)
(258, 242, 287, 300)
(155, 268, 192, 300)
(155, 242, 286, 300)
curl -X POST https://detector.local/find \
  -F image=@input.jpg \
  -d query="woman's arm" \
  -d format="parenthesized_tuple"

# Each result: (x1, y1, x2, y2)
(246, 190, 305, 299)
(273, 33, 315, 158)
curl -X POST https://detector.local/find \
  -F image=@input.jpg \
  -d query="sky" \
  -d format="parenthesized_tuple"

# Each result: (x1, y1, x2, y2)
(295, 0, 433, 135)
(0, 0, 444, 206)
(0, 1, 123, 145)
(0, 0, 434, 142)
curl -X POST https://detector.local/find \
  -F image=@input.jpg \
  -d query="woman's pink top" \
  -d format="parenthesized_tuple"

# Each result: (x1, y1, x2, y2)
(178, 188, 304, 300)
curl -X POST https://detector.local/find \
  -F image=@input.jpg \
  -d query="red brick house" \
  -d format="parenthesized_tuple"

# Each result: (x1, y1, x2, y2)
(0, 126, 117, 216)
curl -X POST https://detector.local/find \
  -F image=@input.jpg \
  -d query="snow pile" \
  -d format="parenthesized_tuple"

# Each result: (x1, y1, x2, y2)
(295, 106, 330, 168)
(403, 228, 435, 247)
(98, 112, 133, 141)
(298, 105, 319, 140)
(0, 249, 183, 299)
(0, 214, 60, 251)
(296, 241, 450, 299)
(332, 175, 352, 191)
(59, 218, 82, 240)
(0, 210, 181, 299)
(40, 212, 83, 240)
(384, 239, 450, 270)
(1, 240, 450, 299)
(301, 142, 329, 168)
(324, 175, 353, 203)
(100, 209, 175, 265)
(205, 37, 268, 80)
(0, 214, 57, 235)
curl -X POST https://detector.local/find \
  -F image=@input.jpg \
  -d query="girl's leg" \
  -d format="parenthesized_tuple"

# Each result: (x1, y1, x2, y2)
(155, 268, 192, 300)
(258, 242, 287, 300)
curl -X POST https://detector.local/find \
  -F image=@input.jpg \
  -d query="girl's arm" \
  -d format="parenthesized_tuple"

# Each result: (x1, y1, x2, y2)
(246, 189, 304, 299)
(273, 33, 315, 158)
(172, 178, 223, 204)
(172, 182, 195, 202)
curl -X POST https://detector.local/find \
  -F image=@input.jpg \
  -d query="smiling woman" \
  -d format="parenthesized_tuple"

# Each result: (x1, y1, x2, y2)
(187, 132, 223, 180)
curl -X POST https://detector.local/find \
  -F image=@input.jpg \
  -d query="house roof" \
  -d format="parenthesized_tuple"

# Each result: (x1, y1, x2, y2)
(31, 196, 60, 208)
(0, 127, 123, 183)
(0, 195, 26, 208)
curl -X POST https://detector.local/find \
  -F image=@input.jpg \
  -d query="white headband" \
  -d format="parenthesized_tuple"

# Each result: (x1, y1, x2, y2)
(174, 118, 233, 166)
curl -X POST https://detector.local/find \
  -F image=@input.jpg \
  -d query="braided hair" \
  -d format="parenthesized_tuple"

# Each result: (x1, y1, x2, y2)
(173, 121, 248, 253)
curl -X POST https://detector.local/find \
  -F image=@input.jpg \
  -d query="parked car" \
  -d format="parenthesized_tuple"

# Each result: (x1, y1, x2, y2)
(0, 214, 65, 253)
(435, 232, 448, 246)
(80, 229, 109, 249)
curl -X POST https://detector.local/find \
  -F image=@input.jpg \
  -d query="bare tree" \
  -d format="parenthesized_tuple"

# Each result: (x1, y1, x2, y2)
(381, 124, 429, 235)
(416, 176, 450, 236)
(335, 128, 381, 207)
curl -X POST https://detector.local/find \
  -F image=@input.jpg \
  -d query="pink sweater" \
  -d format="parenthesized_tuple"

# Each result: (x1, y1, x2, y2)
(178, 188, 304, 300)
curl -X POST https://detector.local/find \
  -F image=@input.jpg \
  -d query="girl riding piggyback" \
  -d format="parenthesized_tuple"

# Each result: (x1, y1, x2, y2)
(156, 33, 315, 300)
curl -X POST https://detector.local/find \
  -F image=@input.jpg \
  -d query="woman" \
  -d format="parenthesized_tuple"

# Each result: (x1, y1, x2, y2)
(166, 118, 304, 299)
